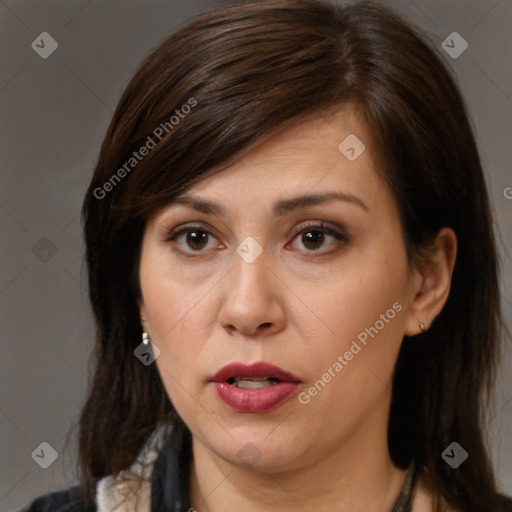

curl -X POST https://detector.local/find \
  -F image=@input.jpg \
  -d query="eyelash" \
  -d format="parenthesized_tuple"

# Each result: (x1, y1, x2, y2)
(165, 222, 350, 258)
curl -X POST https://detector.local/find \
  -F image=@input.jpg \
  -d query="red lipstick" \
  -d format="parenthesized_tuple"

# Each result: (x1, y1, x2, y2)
(210, 362, 302, 413)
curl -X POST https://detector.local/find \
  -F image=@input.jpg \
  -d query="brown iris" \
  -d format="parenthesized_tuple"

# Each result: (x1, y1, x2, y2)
(186, 229, 209, 251)
(301, 230, 325, 251)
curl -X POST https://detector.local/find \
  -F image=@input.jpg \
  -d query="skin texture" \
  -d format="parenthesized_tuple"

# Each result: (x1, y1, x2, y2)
(138, 106, 457, 512)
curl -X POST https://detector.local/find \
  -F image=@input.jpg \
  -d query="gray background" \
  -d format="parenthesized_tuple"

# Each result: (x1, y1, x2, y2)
(1, 0, 511, 510)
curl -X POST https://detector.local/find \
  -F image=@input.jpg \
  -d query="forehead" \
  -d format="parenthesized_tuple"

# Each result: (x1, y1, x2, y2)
(174, 108, 380, 201)
(148, 105, 397, 228)
(227, 106, 373, 170)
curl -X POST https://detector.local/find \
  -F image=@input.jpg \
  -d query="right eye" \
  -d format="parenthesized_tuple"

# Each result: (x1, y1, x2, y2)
(166, 225, 223, 256)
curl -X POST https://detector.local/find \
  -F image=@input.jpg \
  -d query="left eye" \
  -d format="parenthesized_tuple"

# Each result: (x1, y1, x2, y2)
(290, 225, 347, 252)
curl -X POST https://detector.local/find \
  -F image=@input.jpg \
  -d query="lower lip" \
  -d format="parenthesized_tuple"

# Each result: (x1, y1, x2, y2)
(211, 381, 301, 413)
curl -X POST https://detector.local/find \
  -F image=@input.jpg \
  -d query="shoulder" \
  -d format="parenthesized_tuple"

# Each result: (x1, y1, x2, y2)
(13, 485, 89, 512)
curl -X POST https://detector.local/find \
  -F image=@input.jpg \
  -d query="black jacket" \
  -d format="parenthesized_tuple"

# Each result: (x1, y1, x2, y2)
(16, 422, 512, 512)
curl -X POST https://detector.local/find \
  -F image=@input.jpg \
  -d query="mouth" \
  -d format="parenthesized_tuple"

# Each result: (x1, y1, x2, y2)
(210, 362, 303, 413)
(226, 376, 280, 389)
(211, 361, 302, 385)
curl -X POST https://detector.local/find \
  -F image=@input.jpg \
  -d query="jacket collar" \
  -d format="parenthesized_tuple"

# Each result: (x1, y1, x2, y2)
(150, 420, 192, 512)
(96, 421, 191, 512)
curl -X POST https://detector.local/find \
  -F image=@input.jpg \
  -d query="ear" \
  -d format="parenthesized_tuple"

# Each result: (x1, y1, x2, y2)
(138, 300, 150, 333)
(404, 227, 457, 336)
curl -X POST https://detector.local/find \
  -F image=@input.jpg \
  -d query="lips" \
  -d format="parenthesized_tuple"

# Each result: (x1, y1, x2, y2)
(209, 362, 302, 413)
(211, 361, 302, 384)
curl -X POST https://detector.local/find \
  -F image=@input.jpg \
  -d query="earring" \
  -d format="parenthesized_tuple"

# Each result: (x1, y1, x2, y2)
(419, 321, 432, 332)
(142, 331, 150, 344)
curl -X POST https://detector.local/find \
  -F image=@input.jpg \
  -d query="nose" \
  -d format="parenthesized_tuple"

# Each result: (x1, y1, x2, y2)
(217, 246, 286, 338)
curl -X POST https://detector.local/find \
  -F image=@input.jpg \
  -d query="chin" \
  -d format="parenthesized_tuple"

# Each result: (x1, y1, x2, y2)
(206, 426, 306, 472)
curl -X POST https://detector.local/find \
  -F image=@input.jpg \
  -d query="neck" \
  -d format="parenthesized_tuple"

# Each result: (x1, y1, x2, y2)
(188, 410, 409, 512)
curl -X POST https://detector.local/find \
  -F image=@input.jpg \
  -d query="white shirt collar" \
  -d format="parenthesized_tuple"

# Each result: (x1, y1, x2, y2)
(96, 424, 174, 512)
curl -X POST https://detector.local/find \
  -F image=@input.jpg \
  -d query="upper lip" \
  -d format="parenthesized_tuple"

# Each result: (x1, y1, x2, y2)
(210, 362, 302, 383)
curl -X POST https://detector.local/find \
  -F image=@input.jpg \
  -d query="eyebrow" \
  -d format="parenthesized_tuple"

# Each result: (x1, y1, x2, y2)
(170, 191, 369, 217)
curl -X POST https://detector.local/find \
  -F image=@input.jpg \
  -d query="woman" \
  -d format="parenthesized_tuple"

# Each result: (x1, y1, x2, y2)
(18, 0, 512, 511)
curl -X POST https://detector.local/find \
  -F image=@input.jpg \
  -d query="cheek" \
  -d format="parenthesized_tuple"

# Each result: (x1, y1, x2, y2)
(140, 239, 203, 337)
(294, 246, 408, 412)
(296, 312, 404, 434)
(139, 247, 203, 375)
(299, 250, 407, 351)
(143, 280, 207, 364)
(143, 279, 210, 414)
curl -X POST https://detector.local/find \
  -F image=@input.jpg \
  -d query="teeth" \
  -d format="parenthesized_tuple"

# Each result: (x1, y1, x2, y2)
(234, 376, 271, 382)
(228, 377, 278, 389)
(233, 379, 277, 389)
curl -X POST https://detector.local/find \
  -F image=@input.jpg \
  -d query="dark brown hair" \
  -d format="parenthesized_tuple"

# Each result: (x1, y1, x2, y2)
(76, 1, 503, 510)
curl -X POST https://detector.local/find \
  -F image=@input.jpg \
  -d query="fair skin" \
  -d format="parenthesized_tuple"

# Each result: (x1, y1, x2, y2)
(138, 107, 457, 512)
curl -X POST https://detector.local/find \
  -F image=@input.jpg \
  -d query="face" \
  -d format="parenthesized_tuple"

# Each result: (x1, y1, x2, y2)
(138, 107, 420, 472)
